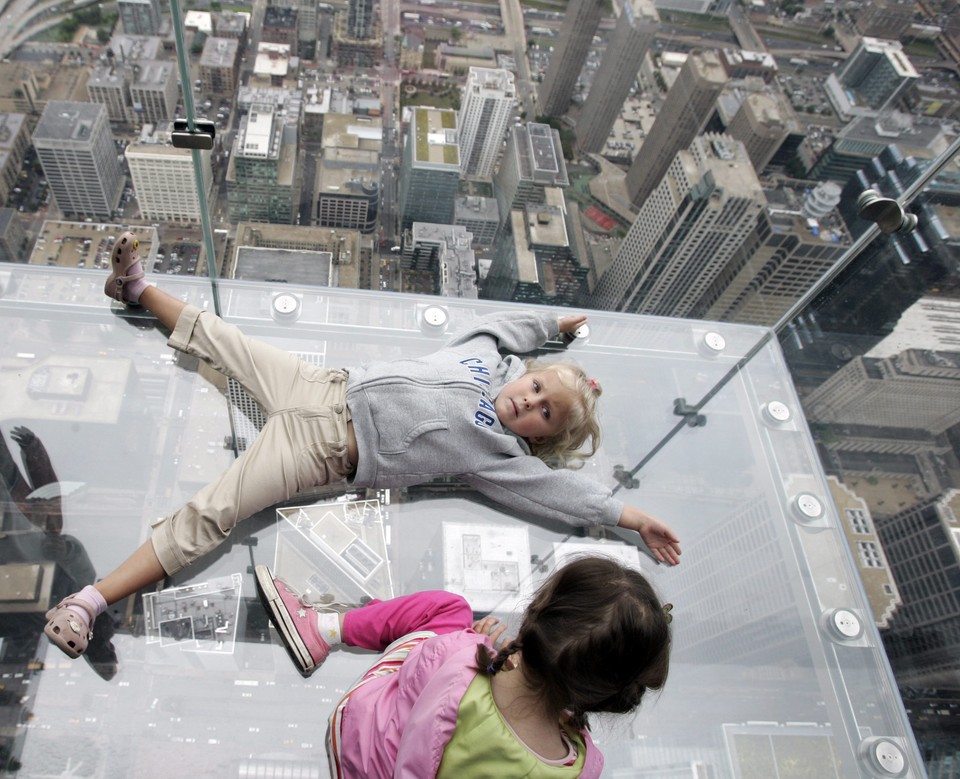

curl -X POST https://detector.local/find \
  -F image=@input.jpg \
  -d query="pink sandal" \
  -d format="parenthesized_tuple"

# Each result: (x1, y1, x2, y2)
(104, 231, 144, 305)
(44, 596, 97, 659)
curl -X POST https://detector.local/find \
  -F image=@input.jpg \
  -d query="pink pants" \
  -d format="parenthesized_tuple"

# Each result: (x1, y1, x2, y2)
(342, 590, 474, 650)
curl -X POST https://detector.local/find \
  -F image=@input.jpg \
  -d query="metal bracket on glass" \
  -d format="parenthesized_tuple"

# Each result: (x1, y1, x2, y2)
(857, 189, 918, 234)
(673, 397, 707, 427)
(613, 464, 639, 490)
(172, 119, 216, 151)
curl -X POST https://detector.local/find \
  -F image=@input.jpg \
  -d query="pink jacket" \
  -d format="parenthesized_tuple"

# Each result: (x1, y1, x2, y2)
(336, 629, 605, 778)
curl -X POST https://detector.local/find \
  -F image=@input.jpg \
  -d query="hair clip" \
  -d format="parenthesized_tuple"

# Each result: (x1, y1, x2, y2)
(662, 603, 673, 624)
(588, 378, 599, 392)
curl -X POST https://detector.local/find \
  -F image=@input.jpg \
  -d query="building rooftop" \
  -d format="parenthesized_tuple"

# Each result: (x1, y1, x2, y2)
(321, 112, 382, 150)
(33, 101, 104, 141)
(200, 37, 239, 67)
(412, 107, 460, 168)
(235, 247, 334, 285)
(106, 33, 162, 62)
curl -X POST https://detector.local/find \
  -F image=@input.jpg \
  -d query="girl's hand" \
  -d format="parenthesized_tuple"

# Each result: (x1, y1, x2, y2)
(558, 314, 588, 334)
(473, 616, 511, 649)
(617, 506, 682, 566)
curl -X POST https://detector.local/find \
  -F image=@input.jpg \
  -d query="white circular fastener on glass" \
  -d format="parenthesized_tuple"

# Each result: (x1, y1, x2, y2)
(703, 332, 726, 353)
(792, 493, 824, 521)
(828, 608, 863, 640)
(861, 737, 907, 778)
(271, 293, 300, 320)
(422, 306, 448, 328)
(763, 400, 791, 424)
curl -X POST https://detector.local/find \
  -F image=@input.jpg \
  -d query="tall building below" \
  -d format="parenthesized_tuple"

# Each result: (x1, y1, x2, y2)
(824, 37, 919, 120)
(233, 222, 371, 289)
(0, 208, 28, 263)
(725, 92, 791, 174)
(226, 107, 299, 224)
(315, 113, 381, 234)
(346, 0, 376, 40)
(483, 190, 589, 306)
(399, 108, 460, 232)
(576, 0, 659, 154)
(806, 112, 944, 185)
(854, 0, 915, 39)
(126, 123, 212, 225)
(803, 349, 960, 435)
(624, 49, 726, 208)
(262, 6, 299, 50)
(117, 0, 161, 35)
(718, 48, 778, 84)
(702, 180, 852, 326)
(592, 134, 764, 317)
(32, 101, 123, 221)
(0, 113, 30, 206)
(402, 223, 477, 298)
(199, 37, 241, 96)
(493, 123, 569, 229)
(333, 6, 382, 68)
(457, 67, 516, 179)
(454, 196, 500, 248)
(877, 490, 960, 688)
(536, 0, 604, 117)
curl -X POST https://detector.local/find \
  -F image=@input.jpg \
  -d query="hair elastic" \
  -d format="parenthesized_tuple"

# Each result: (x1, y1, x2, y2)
(588, 378, 599, 392)
(486, 663, 497, 674)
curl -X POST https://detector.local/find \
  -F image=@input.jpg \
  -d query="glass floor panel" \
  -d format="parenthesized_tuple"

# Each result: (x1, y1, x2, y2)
(0, 266, 923, 777)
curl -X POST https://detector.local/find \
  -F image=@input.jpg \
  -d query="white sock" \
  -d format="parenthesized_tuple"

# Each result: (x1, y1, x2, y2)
(316, 612, 342, 645)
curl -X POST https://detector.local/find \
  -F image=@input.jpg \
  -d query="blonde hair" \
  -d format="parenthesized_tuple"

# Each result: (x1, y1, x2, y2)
(524, 359, 602, 469)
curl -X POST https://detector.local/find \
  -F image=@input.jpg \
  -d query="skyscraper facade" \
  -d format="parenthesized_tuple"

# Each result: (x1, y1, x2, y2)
(493, 123, 569, 228)
(399, 108, 460, 232)
(724, 92, 791, 174)
(347, 0, 375, 39)
(126, 125, 212, 225)
(701, 180, 852, 326)
(117, 0, 161, 35)
(575, 0, 659, 154)
(536, 0, 604, 117)
(483, 191, 589, 306)
(803, 349, 960, 434)
(226, 107, 299, 224)
(876, 490, 960, 688)
(592, 135, 764, 317)
(32, 101, 123, 220)
(624, 49, 726, 208)
(825, 37, 919, 120)
(457, 68, 516, 179)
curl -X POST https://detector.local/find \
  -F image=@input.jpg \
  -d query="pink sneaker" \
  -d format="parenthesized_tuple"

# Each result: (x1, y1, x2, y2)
(254, 565, 331, 677)
(104, 231, 146, 305)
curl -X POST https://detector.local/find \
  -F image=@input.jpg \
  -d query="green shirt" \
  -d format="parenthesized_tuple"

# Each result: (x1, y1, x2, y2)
(438, 674, 587, 778)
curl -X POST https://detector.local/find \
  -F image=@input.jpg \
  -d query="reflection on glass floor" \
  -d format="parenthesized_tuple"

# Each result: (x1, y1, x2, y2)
(0, 267, 925, 777)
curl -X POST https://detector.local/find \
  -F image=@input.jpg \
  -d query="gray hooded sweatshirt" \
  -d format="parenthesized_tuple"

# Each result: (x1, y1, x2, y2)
(345, 310, 623, 529)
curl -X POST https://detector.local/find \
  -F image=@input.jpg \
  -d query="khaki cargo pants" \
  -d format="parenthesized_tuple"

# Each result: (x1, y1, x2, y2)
(151, 305, 353, 575)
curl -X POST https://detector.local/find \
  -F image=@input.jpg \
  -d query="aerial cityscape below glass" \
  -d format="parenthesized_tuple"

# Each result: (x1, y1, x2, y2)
(0, 0, 959, 775)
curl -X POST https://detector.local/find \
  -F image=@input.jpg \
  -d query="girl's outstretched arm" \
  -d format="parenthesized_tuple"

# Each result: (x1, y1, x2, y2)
(617, 506, 682, 566)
